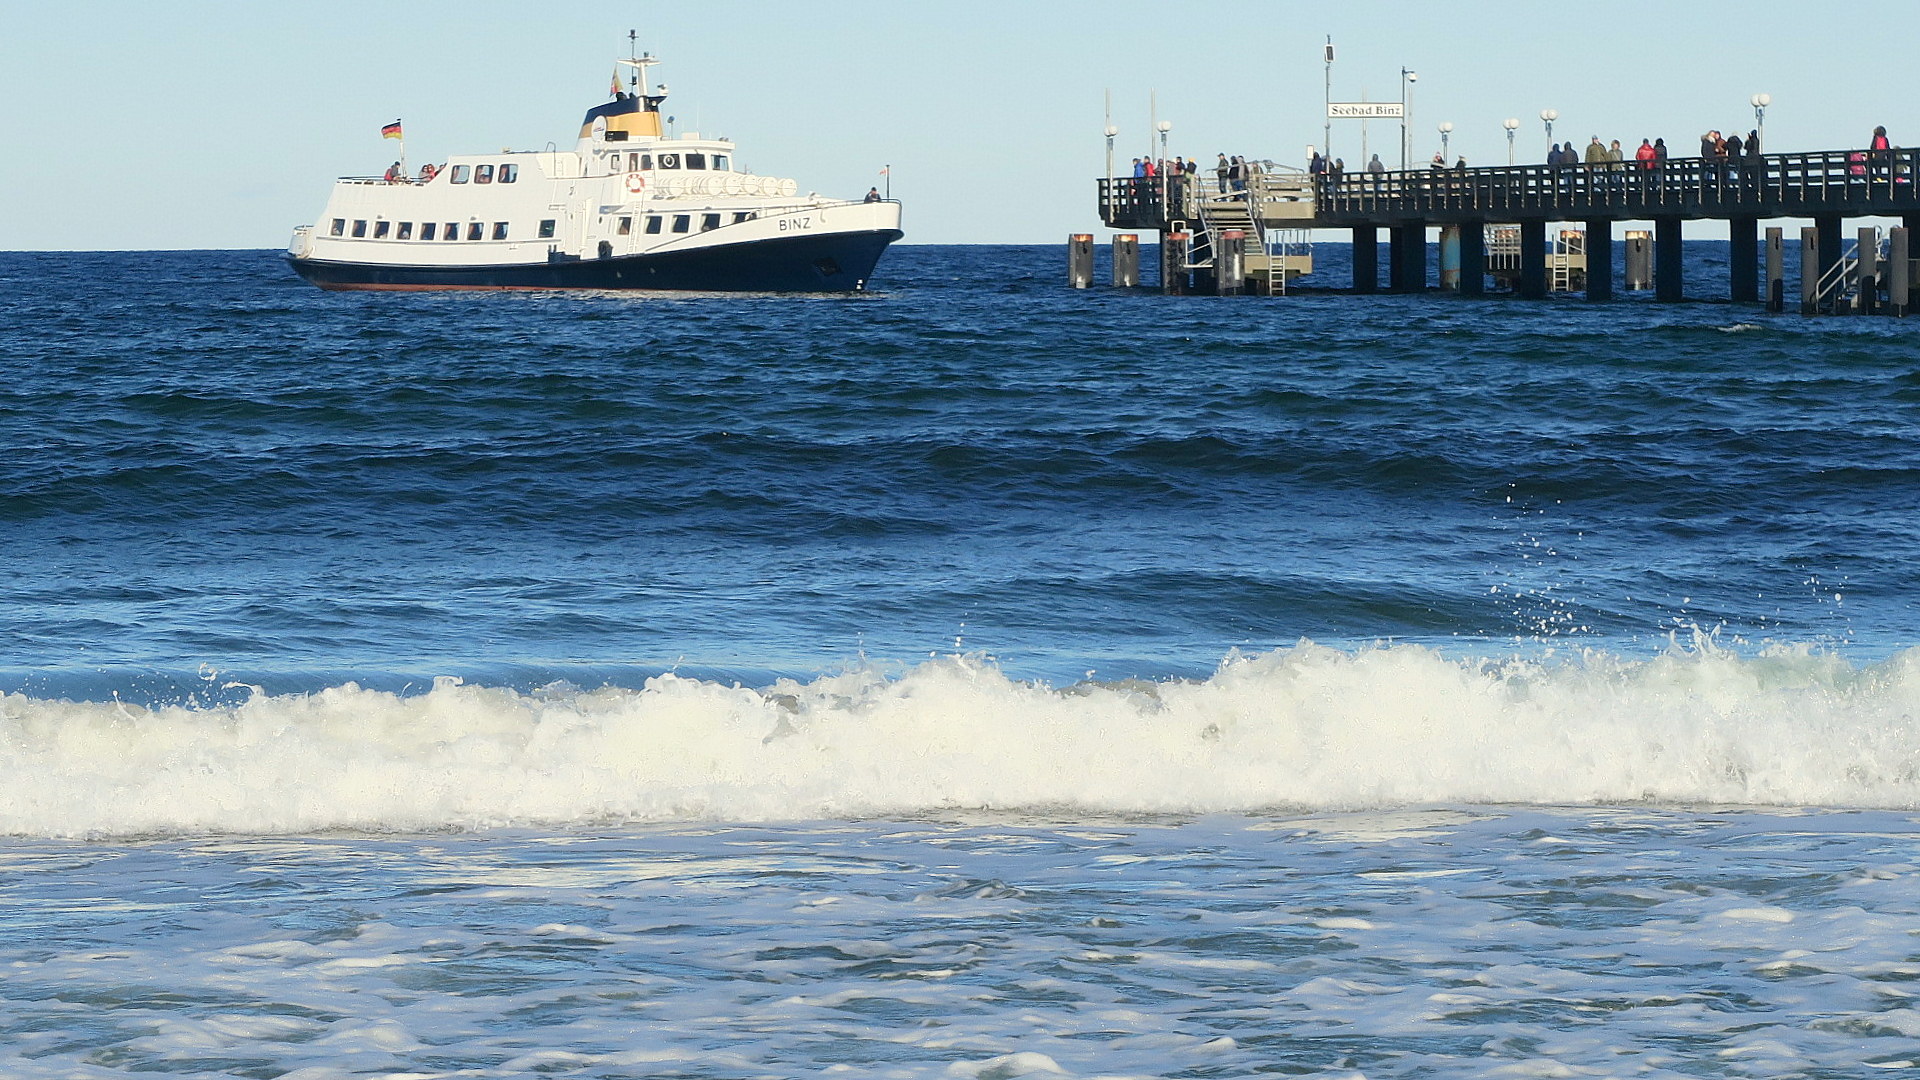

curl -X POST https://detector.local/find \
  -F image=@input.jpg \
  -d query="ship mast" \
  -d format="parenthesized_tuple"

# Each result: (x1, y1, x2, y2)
(617, 29, 666, 112)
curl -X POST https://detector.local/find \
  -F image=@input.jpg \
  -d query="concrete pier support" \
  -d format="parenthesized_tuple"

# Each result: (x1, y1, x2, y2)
(1654, 217, 1684, 302)
(1216, 230, 1245, 296)
(1111, 234, 1140, 287)
(1519, 219, 1547, 299)
(1391, 223, 1428, 293)
(1816, 214, 1844, 301)
(1857, 226, 1879, 315)
(1729, 217, 1759, 303)
(1459, 223, 1486, 297)
(1890, 228, 1911, 317)
(1352, 226, 1378, 293)
(1068, 234, 1094, 288)
(1624, 231, 1652, 290)
(1439, 225, 1461, 291)
(1161, 232, 1188, 295)
(1765, 227, 1785, 313)
(1585, 219, 1613, 301)
(1800, 226, 1820, 314)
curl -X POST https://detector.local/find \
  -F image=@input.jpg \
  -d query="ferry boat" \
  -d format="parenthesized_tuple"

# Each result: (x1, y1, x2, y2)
(286, 45, 903, 292)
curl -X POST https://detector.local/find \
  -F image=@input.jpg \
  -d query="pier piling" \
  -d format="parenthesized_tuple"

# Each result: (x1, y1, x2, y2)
(1857, 226, 1878, 315)
(1800, 226, 1819, 314)
(1765, 227, 1785, 313)
(1112, 234, 1140, 287)
(1890, 228, 1911, 317)
(1068, 234, 1094, 288)
(1390, 224, 1427, 293)
(1730, 217, 1759, 303)
(1352, 227, 1379, 293)
(1162, 232, 1188, 295)
(1624, 231, 1652, 290)
(1585, 219, 1613, 301)
(1654, 217, 1683, 302)
(1816, 215, 1844, 303)
(1216, 231, 1245, 296)
(1518, 220, 1547, 299)
(1459, 225, 1486, 297)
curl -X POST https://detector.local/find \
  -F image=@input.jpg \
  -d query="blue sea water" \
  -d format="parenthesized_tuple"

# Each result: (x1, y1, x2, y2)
(2, 245, 1919, 1077)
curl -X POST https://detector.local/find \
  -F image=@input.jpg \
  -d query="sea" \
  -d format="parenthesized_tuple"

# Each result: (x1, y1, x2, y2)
(2, 243, 1919, 1078)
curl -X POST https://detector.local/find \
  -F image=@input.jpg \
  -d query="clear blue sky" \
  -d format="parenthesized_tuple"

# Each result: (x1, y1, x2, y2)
(3, 1, 1914, 249)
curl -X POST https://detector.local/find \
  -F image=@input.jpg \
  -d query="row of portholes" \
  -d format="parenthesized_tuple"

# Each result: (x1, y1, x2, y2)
(648, 174, 798, 197)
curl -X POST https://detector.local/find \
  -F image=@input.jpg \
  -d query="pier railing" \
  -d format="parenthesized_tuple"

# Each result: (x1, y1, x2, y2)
(1101, 149, 1920, 228)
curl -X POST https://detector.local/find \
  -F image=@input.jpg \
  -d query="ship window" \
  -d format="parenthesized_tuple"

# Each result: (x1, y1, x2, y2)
(671, 215, 690, 233)
(538, 219, 556, 239)
(475, 165, 494, 184)
(628, 153, 640, 171)
(733, 211, 753, 224)
(450, 165, 470, 184)
(421, 222, 437, 241)
(640, 154, 653, 170)
(701, 213, 720, 231)
(645, 216, 662, 234)
(714, 155, 730, 171)
(374, 221, 390, 239)
(351, 220, 367, 237)
(499, 163, 518, 183)
(397, 222, 413, 240)
(444, 222, 458, 240)
(617, 216, 632, 236)
(467, 222, 484, 240)
(686, 153, 707, 170)
(658, 153, 680, 169)
(492, 222, 508, 240)
(330, 218, 345, 236)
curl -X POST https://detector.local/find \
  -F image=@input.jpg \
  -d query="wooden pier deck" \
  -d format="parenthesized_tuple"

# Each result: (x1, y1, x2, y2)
(1096, 148, 1920, 312)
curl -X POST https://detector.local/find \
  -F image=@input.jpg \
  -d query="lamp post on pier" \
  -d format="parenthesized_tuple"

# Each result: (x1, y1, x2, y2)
(1750, 93, 1771, 151)
(1504, 117, 1520, 166)
(1104, 124, 1117, 187)
(1438, 121, 1453, 165)
(1540, 108, 1558, 159)
(1156, 120, 1171, 204)
(1323, 37, 1334, 161)
(1400, 68, 1417, 170)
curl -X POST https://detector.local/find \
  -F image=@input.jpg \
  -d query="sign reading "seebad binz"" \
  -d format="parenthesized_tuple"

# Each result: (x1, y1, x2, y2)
(1328, 102, 1405, 119)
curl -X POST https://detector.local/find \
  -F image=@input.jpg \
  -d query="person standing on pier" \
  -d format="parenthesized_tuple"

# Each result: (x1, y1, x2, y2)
(1216, 153, 1230, 193)
(1871, 126, 1892, 182)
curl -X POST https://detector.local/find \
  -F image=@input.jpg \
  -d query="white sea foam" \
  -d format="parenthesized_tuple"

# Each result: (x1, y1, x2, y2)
(4, 641, 1920, 837)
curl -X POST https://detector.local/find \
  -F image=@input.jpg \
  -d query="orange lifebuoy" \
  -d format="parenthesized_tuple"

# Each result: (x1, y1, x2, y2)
(626, 172, 647, 194)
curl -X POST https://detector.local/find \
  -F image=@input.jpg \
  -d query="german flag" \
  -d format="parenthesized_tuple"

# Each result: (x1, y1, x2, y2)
(381, 120, 403, 140)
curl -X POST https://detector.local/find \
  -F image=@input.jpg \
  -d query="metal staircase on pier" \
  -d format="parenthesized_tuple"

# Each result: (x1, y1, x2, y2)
(1192, 198, 1304, 294)
(1812, 230, 1885, 314)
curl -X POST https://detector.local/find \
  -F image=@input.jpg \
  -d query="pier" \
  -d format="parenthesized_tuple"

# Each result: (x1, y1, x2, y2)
(1095, 148, 1920, 314)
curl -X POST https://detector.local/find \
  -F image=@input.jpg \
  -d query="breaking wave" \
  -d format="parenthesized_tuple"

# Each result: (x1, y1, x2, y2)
(5, 640, 1920, 837)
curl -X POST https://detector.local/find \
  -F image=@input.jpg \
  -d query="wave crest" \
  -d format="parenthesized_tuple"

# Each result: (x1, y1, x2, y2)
(5, 642, 1920, 836)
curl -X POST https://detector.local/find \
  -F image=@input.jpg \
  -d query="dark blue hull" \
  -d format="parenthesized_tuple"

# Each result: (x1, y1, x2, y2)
(289, 229, 902, 292)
